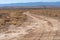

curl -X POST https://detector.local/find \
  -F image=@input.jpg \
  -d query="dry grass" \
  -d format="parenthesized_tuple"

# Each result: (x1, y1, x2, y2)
(0, 8, 60, 32)
(0, 8, 60, 40)
(29, 9, 60, 18)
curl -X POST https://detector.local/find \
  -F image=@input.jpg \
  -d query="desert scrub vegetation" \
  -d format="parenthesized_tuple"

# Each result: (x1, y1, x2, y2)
(0, 8, 60, 28)
(0, 10, 27, 32)
(29, 8, 60, 18)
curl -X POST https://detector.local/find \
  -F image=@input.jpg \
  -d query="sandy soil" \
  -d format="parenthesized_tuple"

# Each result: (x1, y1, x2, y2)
(0, 11, 60, 40)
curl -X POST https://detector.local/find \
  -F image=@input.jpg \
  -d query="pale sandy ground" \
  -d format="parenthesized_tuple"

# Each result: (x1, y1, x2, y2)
(0, 11, 60, 40)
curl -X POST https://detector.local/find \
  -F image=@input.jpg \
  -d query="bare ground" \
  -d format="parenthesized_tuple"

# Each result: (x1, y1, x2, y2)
(0, 11, 60, 40)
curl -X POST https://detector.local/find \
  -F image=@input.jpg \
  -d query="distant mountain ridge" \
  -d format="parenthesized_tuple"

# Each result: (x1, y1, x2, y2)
(0, 2, 60, 7)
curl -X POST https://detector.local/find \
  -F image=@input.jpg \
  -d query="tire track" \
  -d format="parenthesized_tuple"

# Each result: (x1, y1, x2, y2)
(0, 11, 60, 40)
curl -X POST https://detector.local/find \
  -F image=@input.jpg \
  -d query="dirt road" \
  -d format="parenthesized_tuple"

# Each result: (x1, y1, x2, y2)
(0, 11, 60, 40)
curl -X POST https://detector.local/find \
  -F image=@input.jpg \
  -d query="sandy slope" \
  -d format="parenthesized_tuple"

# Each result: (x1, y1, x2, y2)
(0, 11, 60, 40)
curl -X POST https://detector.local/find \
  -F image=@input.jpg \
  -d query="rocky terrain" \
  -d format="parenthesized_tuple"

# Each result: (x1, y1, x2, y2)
(0, 9, 60, 40)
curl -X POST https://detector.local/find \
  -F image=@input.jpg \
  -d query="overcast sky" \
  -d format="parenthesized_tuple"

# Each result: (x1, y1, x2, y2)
(0, 0, 59, 4)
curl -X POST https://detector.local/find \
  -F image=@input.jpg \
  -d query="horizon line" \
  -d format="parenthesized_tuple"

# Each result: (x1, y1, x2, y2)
(0, 1, 60, 4)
